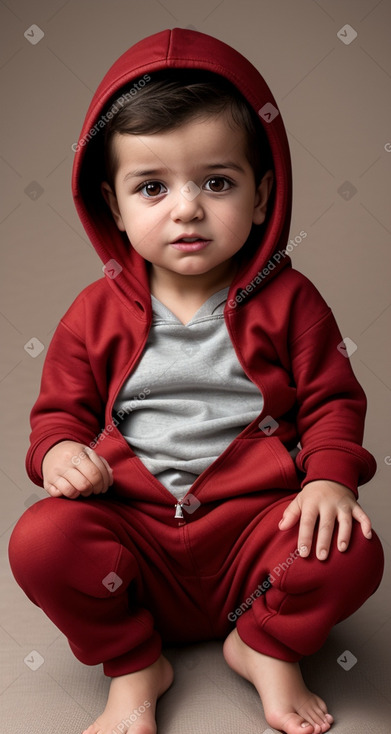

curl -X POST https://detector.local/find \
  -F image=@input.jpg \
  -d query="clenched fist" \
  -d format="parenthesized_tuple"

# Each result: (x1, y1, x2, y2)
(42, 440, 113, 499)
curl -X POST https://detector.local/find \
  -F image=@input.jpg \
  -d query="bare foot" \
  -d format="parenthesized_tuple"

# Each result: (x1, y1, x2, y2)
(223, 629, 334, 734)
(82, 654, 174, 734)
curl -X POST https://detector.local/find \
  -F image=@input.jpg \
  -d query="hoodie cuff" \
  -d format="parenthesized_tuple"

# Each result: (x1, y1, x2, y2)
(298, 447, 377, 497)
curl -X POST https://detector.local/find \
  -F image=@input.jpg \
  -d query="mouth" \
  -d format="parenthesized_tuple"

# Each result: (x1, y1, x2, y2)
(170, 234, 211, 252)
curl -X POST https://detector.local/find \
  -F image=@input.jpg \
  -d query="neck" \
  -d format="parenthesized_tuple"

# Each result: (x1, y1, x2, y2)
(149, 260, 237, 302)
(149, 260, 237, 325)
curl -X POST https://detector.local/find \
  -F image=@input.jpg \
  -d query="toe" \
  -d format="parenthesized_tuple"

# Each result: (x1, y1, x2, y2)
(296, 700, 330, 733)
(308, 704, 332, 732)
(270, 711, 316, 734)
(312, 699, 333, 729)
(312, 696, 333, 727)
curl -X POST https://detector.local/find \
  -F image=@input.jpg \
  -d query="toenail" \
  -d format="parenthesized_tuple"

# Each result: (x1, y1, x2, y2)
(300, 724, 311, 728)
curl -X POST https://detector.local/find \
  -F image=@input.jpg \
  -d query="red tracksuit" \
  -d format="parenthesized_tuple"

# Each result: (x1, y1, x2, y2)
(8, 28, 384, 677)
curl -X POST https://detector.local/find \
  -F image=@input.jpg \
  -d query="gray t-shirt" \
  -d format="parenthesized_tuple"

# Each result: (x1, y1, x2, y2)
(113, 288, 264, 499)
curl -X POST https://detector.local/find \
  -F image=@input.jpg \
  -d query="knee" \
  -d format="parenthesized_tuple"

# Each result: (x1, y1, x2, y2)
(352, 525, 384, 592)
(331, 523, 384, 598)
(9, 496, 136, 601)
(9, 498, 74, 590)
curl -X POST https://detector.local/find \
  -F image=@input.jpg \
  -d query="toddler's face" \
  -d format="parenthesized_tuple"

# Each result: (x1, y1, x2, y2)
(102, 111, 272, 283)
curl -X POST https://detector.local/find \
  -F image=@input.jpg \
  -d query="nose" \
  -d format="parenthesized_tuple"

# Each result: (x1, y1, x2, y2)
(170, 183, 204, 222)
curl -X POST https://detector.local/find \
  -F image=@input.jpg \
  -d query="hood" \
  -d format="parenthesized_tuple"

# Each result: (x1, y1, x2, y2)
(72, 28, 292, 315)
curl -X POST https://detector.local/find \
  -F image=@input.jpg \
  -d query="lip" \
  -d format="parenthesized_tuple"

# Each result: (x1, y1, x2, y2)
(171, 239, 211, 252)
(170, 234, 211, 252)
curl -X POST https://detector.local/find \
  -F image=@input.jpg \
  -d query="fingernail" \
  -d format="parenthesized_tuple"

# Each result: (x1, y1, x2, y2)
(367, 531, 372, 539)
(339, 541, 347, 551)
(300, 545, 308, 556)
(318, 549, 327, 560)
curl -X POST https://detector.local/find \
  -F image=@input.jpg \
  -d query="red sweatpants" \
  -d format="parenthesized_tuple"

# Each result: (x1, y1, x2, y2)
(8, 490, 384, 677)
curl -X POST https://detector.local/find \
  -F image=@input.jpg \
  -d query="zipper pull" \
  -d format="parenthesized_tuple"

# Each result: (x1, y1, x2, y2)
(175, 502, 184, 519)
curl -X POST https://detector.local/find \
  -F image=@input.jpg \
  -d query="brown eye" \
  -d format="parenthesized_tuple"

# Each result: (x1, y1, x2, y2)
(205, 177, 230, 192)
(141, 182, 165, 197)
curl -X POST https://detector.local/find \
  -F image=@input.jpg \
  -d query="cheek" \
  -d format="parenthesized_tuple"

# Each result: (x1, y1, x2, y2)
(224, 209, 254, 242)
(222, 192, 254, 228)
(120, 207, 147, 239)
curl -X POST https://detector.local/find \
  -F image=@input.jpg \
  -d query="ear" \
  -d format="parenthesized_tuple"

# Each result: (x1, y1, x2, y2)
(101, 182, 126, 231)
(252, 170, 274, 226)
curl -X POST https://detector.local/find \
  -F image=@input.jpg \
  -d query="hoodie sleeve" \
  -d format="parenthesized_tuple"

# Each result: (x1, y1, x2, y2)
(25, 315, 105, 487)
(288, 283, 376, 497)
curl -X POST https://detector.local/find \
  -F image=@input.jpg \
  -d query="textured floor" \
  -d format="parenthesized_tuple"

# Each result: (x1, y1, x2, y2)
(1, 0, 390, 731)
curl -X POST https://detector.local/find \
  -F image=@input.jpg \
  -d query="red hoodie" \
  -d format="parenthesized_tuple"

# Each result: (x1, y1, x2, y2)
(26, 28, 376, 514)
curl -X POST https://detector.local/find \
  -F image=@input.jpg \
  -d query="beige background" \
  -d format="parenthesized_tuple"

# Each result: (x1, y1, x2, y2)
(1, 1, 390, 732)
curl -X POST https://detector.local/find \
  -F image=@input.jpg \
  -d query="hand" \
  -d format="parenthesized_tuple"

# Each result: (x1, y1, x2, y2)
(42, 440, 113, 499)
(278, 479, 372, 561)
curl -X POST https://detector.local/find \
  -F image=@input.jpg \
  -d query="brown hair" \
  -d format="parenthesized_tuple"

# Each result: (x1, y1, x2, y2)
(103, 69, 272, 188)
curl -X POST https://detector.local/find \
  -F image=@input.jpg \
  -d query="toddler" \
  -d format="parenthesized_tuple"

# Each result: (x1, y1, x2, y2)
(9, 28, 384, 734)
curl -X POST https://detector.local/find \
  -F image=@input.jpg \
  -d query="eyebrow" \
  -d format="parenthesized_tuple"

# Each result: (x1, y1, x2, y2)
(123, 162, 245, 182)
(123, 168, 167, 182)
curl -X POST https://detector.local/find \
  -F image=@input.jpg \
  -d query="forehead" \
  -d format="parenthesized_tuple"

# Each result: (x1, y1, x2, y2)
(112, 111, 248, 172)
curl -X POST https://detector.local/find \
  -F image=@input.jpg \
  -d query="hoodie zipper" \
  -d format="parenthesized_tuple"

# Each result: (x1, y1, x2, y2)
(174, 501, 184, 519)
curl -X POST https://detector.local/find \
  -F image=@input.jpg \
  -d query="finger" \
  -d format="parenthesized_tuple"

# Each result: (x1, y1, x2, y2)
(352, 503, 372, 539)
(315, 514, 336, 560)
(100, 455, 114, 486)
(83, 448, 112, 492)
(47, 476, 80, 499)
(54, 466, 96, 497)
(67, 453, 104, 495)
(297, 511, 318, 557)
(336, 507, 353, 552)
(44, 483, 63, 498)
(278, 498, 301, 530)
